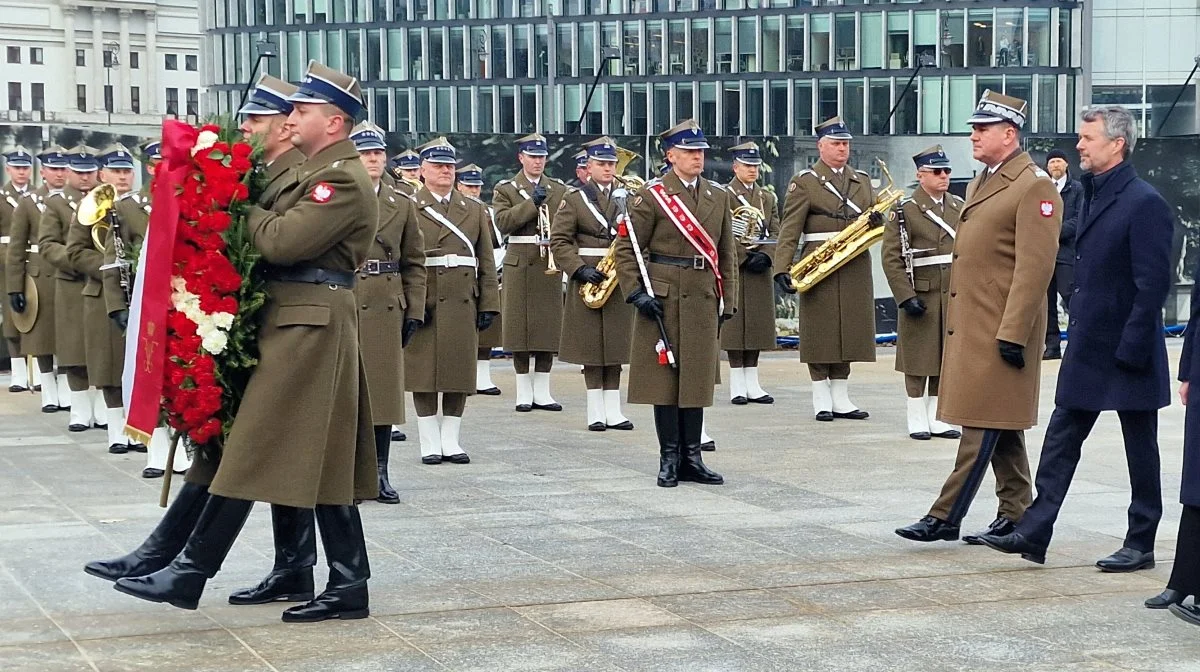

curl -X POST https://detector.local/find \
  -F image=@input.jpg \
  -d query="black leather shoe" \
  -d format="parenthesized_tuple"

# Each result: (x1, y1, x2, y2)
(142, 468, 165, 479)
(700, 441, 716, 452)
(374, 429, 400, 504)
(9, 385, 27, 392)
(108, 443, 129, 454)
(909, 432, 931, 441)
(281, 505, 370, 623)
(1146, 589, 1187, 609)
(41, 405, 59, 413)
(589, 422, 607, 432)
(129, 443, 147, 453)
(607, 421, 634, 430)
(93, 422, 108, 430)
(1096, 547, 1154, 573)
(654, 405, 680, 488)
(84, 482, 210, 582)
(748, 394, 774, 404)
(421, 455, 443, 465)
(932, 429, 962, 439)
(976, 531, 1046, 564)
(833, 409, 869, 420)
(282, 586, 369, 622)
(229, 569, 315, 605)
(963, 516, 1016, 545)
(477, 386, 502, 396)
(815, 411, 834, 422)
(1169, 603, 1200, 627)
(376, 466, 400, 504)
(532, 402, 563, 411)
(1043, 347, 1062, 360)
(68, 423, 89, 432)
(731, 396, 748, 406)
(515, 404, 533, 413)
(678, 408, 723, 485)
(444, 453, 470, 464)
(390, 430, 406, 442)
(895, 516, 960, 542)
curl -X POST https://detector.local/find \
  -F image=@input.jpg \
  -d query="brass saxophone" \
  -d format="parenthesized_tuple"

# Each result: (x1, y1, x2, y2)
(789, 159, 905, 293)
(579, 147, 642, 309)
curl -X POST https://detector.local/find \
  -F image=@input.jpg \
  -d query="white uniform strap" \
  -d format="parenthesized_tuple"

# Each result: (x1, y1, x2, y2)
(912, 254, 953, 268)
(422, 205, 478, 277)
(801, 232, 836, 243)
(922, 206, 956, 240)
(581, 195, 615, 237)
(819, 179, 863, 215)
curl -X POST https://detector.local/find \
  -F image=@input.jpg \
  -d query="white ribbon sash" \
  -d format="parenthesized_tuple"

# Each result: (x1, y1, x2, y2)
(422, 205, 478, 277)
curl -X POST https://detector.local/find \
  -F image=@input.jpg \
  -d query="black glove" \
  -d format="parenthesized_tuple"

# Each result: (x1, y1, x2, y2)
(423, 306, 434, 325)
(401, 318, 421, 347)
(720, 312, 735, 325)
(774, 273, 796, 295)
(868, 210, 885, 227)
(532, 184, 547, 207)
(626, 287, 664, 320)
(899, 297, 926, 317)
(743, 251, 773, 275)
(572, 265, 607, 285)
(110, 309, 129, 331)
(9, 292, 25, 314)
(476, 311, 498, 332)
(998, 340, 1025, 369)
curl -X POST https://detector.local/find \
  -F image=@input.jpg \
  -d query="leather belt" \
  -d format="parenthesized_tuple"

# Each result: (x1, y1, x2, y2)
(425, 254, 478, 268)
(802, 232, 836, 244)
(508, 235, 540, 244)
(26, 245, 38, 253)
(578, 247, 609, 257)
(650, 253, 708, 270)
(912, 254, 953, 268)
(265, 266, 356, 288)
(362, 259, 401, 275)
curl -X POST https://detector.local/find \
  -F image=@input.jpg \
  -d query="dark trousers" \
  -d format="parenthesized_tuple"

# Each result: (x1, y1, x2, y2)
(1046, 263, 1074, 349)
(1168, 505, 1200, 596)
(929, 427, 1031, 524)
(1017, 406, 1162, 552)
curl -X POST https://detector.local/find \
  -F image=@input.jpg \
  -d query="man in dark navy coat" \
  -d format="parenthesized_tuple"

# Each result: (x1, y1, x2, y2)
(978, 105, 1173, 570)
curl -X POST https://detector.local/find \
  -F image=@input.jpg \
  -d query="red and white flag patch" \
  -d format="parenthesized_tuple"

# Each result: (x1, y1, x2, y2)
(1039, 200, 1054, 217)
(311, 182, 334, 203)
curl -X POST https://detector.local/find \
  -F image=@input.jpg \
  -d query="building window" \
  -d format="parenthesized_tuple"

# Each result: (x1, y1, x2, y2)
(104, 85, 113, 113)
(76, 49, 86, 66)
(31, 83, 43, 111)
(186, 88, 198, 115)
(6, 47, 19, 63)
(7, 82, 21, 110)
(185, 54, 197, 71)
(130, 51, 140, 69)
(165, 87, 179, 114)
(30, 47, 43, 65)
(131, 86, 140, 113)
(165, 54, 178, 70)
(77, 84, 87, 112)
(103, 50, 115, 68)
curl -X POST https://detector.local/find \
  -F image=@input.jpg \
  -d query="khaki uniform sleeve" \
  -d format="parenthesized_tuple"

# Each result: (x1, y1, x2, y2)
(397, 200, 427, 322)
(881, 201, 916, 305)
(67, 211, 104, 281)
(6, 198, 32, 290)
(773, 177, 810, 276)
(248, 168, 378, 265)
(475, 207, 501, 314)
(717, 191, 738, 316)
(996, 177, 1062, 345)
(549, 191, 587, 279)
(37, 200, 71, 273)
(102, 224, 126, 314)
(492, 184, 537, 235)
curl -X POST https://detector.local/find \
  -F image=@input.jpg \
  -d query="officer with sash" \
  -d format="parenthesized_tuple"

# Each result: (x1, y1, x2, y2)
(722, 141, 779, 406)
(390, 150, 421, 196)
(349, 121, 427, 500)
(613, 119, 738, 488)
(773, 116, 876, 422)
(67, 145, 145, 454)
(8, 147, 68, 413)
(551, 136, 635, 432)
(406, 138, 500, 465)
(881, 145, 964, 442)
(456, 163, 504, 396)
(40, 145, 105, 432)
(492, 133, 569, 413)
(1, 147, 34, 392)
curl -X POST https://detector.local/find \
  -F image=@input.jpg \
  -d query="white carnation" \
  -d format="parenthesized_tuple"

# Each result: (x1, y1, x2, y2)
(201, 329, 228, 355)
(211, 312, 235, 330)
(191, 130, 219, 157)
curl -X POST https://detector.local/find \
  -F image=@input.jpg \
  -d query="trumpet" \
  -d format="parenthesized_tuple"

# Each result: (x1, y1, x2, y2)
(538, 202, 559, 276)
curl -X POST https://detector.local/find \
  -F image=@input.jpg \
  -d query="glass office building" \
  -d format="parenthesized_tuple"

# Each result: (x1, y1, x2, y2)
(203, 0, 1082, 137)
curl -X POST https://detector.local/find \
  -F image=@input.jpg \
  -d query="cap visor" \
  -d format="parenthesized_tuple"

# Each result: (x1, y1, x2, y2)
(425, 157, 458, 164)
(355, 143, 387, 152)
(966, 114, 1006, 126)
(286, 94, 329, 105)
(735, 158, 763, 165)
(823, 133, 853, 140)
(520, 150, 549, 156)
(238, 101, 284, 115)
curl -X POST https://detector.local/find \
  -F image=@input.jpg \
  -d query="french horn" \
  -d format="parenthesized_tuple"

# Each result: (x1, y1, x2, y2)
(77, 183, 116, 252)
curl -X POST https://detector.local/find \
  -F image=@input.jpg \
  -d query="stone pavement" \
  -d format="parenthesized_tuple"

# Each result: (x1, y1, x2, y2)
(2, 344, 1199, 672)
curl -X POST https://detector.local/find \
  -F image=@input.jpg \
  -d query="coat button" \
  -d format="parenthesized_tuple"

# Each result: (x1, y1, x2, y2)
(1074, 287, 1079, 293)
(1070, 319, 1077, 326)
(439, 297, 445, 302)
(1075, 254, 1081, 260)
(361, 304, 367, 310)
(950, 292, 956, 297)
(952, 253, 959, 260)
(947, 329, 954, 335)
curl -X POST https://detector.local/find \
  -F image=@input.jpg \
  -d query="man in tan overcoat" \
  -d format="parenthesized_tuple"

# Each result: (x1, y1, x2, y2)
(7, 148, 67, 412)
(881, 145, 963, 442)
(492, 133, 569, 412)
(405, 138, 501, 465)
(41, 146, 106, 431)
(722, 141, 779, 405)
(112, 62, 381, 624)
(348, 122, 427, 500)
(1, 147, 34, 392)
(457, 164, 505, 396)
(773, 116, 876, 422)
(613, 119, 738, 488)
(896, 91, 1061, 545)
(550, 137, 635, 431)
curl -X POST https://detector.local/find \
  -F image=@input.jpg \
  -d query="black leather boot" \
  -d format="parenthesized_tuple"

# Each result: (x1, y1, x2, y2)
(374, 425, 400, 504)
(84, 482, 210, 582)
(282, 504, 371, 623)
(113, 495, 253, 610)
(653, 405, 680, 488)
(678, 407, 723, 485)
(228, 505, 317, 605)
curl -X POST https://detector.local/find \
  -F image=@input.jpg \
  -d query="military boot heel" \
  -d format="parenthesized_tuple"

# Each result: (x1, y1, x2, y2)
(374, 425, 400, 504)
(229, 505, 317, 605)
(678, 408, 724, 485)
(283, 504, 371, 623)
(113, 495, 254, 610)
(84, 482, 211, 582)
(653, 405, 680, 488)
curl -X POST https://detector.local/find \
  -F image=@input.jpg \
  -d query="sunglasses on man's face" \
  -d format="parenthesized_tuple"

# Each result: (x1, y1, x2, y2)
(922, 168, 952, 176)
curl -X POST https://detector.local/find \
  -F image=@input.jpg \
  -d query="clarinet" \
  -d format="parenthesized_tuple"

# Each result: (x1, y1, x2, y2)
(896, 206, 915, 288)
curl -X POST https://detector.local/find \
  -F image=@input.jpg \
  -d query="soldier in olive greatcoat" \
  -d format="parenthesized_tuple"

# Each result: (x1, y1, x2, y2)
(881, 145, 963, 442)
(1, 147, 34, 392)
(390, 150, 421, 197)
(773, 116, 876, 422)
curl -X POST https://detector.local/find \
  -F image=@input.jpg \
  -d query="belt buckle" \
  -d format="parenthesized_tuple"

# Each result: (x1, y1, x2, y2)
(445, 255, 460, 268)
(364, 260, 380, 275)
(692, 256, 706, 270)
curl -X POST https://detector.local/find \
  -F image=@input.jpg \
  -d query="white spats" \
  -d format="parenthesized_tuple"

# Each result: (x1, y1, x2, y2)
(56, 374, 71, 409)
(532, 372, 557, 406)
(416, 415, 441, 458)
(68, 390, 93, 427)
(727, 367, 747, 401)
(830, 380, 860, 413)
(146, 427, 171, 470)
(39, 370, 60, 409)
(602, 389, 630, 427)
(106, 407, 129, 446)
(440, 416, 465, 457)
(9, 356, 28, 389)
(514, 373, 533, 407)
(476, 359, 495, 390)
(90, 389, 106, 426)
(812, 380, 833, 414)
(586, 389, 605, 427)
(927, 396, 958, 436)
(907, 396, 931, 438)
(700, 419, 713, 445)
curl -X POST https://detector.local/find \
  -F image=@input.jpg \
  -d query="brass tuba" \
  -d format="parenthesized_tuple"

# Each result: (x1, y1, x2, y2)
(77, 183, 117, 252)
(788, 159, 905, 293)
(579, 148, 640, 309)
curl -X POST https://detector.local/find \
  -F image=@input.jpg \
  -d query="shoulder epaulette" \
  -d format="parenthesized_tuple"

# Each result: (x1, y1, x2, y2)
(796, 169, 817, 179)
(495, 179, 512, 187)
(855, 169, 870, 176)
(707, 182, 727, 192)
(1031, 166, 1050, 179)
(900, 197, 914, 205)
(949, 193, 964, 204)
